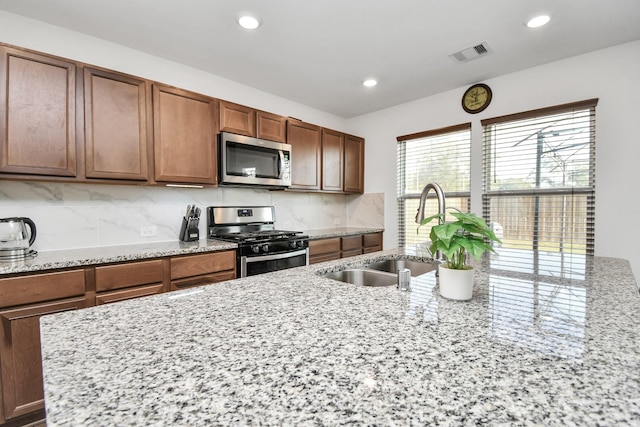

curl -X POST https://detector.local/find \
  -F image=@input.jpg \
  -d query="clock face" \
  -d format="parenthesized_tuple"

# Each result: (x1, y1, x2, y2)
(462, 84, 492, 113)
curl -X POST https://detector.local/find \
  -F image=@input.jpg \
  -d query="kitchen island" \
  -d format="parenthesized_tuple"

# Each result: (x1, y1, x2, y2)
(40, 249, 640, 425)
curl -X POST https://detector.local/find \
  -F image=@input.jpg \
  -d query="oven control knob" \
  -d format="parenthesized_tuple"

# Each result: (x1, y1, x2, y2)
(261, 244, 269, 253)
(297, 240, 305, 248)
(251, 245, 261, 254)
(289, 241, 297, 249)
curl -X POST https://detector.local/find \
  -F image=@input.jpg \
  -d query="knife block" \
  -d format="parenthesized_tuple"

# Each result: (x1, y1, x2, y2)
(179, 217, 199, 242)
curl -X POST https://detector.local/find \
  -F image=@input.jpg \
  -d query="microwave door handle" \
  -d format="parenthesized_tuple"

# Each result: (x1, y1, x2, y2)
(277, 150, 284, 179)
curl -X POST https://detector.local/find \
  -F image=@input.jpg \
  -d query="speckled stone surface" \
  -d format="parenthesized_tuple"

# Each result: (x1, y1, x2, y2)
(40, 249, 640, 426)
(306, 227, 384, 240)
(0, 239, 237, 275)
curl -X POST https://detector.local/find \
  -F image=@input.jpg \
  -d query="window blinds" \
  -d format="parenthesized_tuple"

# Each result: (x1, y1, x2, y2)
(481, 99, 597, 277)
(397, 124, 471, 248)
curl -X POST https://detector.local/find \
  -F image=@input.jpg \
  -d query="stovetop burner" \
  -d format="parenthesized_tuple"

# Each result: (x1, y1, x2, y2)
(215, 229, 303, 242)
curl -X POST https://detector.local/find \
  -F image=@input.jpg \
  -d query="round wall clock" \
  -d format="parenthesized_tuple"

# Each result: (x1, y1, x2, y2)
(461, 83, 492, 114)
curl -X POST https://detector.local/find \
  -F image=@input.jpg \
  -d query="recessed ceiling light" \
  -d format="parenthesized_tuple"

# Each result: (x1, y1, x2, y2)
(238, 15, 260, 30)
(527, 15, 550, 28)
(363, 79, 378, 87)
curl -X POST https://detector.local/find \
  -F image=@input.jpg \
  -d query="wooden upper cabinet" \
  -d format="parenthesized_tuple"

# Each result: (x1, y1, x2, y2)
(219, 100, 287, 143)
(287, 119, 321, 190)
(344, 134, 365, 193)
(219, 100, 256, 137)
(84, 67, 150, 181)
(256, 110, 287, 143)
(152, 84, 217, 184)
(321, 128, 344, 192)
(0, 47, 76, 177)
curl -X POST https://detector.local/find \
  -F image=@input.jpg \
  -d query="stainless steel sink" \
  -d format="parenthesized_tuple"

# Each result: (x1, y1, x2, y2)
(322, 269, 398, 286)
(365, 259, 435, 276)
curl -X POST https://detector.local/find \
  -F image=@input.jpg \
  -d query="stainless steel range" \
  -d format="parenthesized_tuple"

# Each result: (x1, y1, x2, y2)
(207, 206, 309, 277)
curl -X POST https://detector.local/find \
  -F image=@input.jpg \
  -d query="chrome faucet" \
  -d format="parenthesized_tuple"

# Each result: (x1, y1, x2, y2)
(415, 182, 446, 262)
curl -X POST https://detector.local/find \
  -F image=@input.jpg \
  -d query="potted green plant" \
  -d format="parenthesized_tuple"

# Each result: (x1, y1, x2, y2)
(418, 211, 501, 300)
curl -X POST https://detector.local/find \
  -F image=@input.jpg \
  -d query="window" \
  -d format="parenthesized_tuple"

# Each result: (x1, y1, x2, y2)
(397, 123, 471, 247)
(482, 99, 597, 272)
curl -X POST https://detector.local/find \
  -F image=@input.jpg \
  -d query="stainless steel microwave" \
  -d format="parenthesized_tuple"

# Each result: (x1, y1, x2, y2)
(218, 132, 292, 188)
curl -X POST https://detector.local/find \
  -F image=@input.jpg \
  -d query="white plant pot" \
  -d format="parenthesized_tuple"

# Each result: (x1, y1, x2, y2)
(438, 265, 474, 301)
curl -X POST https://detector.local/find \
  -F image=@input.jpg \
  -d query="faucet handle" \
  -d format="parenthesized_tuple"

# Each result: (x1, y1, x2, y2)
(397, 268, 411, 291)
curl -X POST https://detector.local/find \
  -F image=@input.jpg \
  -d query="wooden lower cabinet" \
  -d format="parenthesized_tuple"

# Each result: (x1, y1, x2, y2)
(0, 270, 85, 423)
(0, 297, 87, 421)
(309, 238, 341, 264)
(94, 259, 165, 305)
(341, 235, 363, 258)
(0, 250, 239, 425)
(363, 232, 383, 253)
(0, 269, 87, 423)
(309, 232, 383, 264)
(170, 250, 236, 291)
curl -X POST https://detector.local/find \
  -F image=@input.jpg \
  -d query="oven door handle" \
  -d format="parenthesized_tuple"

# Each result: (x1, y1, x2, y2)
(240, 248, 309, 277)
(243, 248, 308, 264)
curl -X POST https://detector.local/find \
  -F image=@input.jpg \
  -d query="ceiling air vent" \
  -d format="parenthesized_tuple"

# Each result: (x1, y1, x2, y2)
(449, 42, 493, 63)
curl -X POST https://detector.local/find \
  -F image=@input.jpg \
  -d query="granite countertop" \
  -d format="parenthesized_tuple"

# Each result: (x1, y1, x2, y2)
(40, 248, 640, 425)
(306, 227, 384, 240)
(0, 240, 237, 275)
(0, 228, 383, 275)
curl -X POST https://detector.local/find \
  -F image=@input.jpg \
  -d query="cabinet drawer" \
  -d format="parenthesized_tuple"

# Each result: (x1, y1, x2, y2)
(95, 260, 163, 292)
(363, 232, 382, 249)
(309, 238, 340, 256)
(171, 251, 236, 280)
(341, 248, 363, 258)
(341, 235, 363, 251)
(96, 283, 164, 305)
(170, 270, 236, 291)
(0, 270, 85, 309)
(363, 247, 381, 254)
(309, 252, 341, 265)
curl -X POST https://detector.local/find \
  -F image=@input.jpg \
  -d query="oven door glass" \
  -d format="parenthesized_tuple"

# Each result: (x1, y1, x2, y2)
(226, 142, 281, 179)
(241, 249, 308, 277)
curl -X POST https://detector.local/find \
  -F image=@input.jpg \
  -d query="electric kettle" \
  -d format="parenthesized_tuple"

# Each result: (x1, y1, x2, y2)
(0, 217, 37, 255)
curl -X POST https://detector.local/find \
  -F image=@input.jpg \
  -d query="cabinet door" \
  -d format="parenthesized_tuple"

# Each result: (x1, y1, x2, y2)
(321, 129, 344, 192)
(171, 251, 236, 280)
(84, 67, 150, 180)
(0, 297, 87, 420)
(219, 100, 256, 137)
(363, 232, 383, 253)
(287, 119, 321, 190)
(344, 134, 365, 193)
(152, 84, 217, 184)
(341, 235, 363, 258)
(0, 47, 76, 177)
(257, 110, 287, 143)
(309, 238, 341, 264)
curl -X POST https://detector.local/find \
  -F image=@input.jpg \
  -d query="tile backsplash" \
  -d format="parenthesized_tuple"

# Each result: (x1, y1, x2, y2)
(0, 182, 384, 252)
